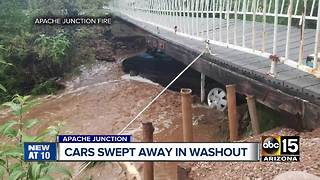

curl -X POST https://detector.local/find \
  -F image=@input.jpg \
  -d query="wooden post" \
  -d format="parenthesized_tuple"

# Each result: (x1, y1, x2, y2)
(177, 164, 192, 180)
(181, 88, 193, 142)
(226, 84, 238, 141)
(246, 95, 260, 135)
(143, 122, 154, 180)
(200, 73, 205, 103)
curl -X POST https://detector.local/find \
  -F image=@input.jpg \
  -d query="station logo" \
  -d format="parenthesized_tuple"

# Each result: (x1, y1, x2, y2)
(261, 136, 300, 162)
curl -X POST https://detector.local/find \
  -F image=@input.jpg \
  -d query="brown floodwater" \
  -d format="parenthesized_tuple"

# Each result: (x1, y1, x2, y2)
(0, 58, 228, 180)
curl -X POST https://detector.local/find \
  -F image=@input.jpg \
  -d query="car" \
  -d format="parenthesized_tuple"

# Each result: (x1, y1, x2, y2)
(122, 51, 244, 111)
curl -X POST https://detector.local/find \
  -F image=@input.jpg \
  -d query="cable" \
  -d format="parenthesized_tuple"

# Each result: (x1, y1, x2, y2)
(118, 49, 206, 135)
(77, 45, 209, 177)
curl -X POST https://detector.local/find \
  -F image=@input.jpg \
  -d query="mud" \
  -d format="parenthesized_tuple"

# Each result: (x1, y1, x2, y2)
(0, 45, 228, 180)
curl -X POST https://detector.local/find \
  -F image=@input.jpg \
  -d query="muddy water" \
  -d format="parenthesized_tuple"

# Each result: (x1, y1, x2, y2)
(0, 57, 228, 180)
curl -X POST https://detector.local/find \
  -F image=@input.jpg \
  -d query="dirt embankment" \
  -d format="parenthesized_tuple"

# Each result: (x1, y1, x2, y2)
(191, 128, 320, 180)
(93, 18, 147, 62)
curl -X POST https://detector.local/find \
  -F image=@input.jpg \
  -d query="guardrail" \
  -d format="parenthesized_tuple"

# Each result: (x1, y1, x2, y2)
(110, 0, 320, 78)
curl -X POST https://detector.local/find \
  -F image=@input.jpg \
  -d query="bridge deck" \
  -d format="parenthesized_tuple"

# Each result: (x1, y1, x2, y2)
(157, 15, 316, 62)
(119, 14, 320, 106)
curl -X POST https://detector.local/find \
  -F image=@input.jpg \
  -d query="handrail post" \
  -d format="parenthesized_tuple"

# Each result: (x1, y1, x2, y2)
(226, 0, 230, 44)
(285, 0, 293, 61)
(195, 0, 199, 37)
(187, 0, 190, 35)
(242, 0, 247, 47)
(262, 0, 267, 52)
(269, 0, 279, 76)
(273, 0, 279, 55)
(191, 0, 195, 36)
(234, 0, 238, 45)
(252, 0, 256, 51)
(206, 0, 209, 39)
(219, 0, 222, 41)
(212, 0, 216, 41)
(298, 0, 307, 66)
(314, 0, 320, 69)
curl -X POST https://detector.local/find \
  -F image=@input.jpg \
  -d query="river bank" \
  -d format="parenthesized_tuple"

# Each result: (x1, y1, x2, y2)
(0, 47, 228, 180)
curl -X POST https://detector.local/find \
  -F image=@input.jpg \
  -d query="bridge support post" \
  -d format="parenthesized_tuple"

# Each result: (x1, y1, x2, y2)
(246, 95, 260, 135)
(181, 88, 193, 142)
(200, 73, 205, 103)
(143, 122, 154, 180)
(226, 84, 239, 141)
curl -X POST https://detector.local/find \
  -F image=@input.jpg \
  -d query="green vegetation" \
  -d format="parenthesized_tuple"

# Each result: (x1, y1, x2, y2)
(0, 60, 12, 92)
(0, 0, 110, 102)
(31, 80, 63, 95)
(257, 103, 285, 132)
(254, 0, 317, 28)
(0, 95, 71, 179)
(243, 102, 285, 136)
(0, 1, 111, 179)
(218, 0, 318, 28)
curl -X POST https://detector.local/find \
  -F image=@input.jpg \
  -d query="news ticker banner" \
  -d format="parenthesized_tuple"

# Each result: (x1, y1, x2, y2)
(57, 135, 132, 143)
(24, 135, 131, 161)
(58, 142, 259, 161)
(24, 135, 300, 162)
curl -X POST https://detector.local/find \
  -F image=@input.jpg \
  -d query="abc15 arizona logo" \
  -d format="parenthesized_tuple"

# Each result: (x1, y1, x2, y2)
(261, 136, 300, 162)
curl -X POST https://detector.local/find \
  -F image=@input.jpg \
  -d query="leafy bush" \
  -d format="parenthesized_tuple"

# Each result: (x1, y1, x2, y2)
(0, 0, 31, 40)
(34, 33, 70, 64)
(0, 0, 109, 102)
(0, 32, 70, 102)
(0, 95, 72, 179)
(0, 59, 13, 93)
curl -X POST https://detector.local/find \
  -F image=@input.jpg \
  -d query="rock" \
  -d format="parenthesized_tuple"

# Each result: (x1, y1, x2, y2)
(311, 138, 320, 143)
(273, 171, 320, 180)
(95, 53, 116, 62)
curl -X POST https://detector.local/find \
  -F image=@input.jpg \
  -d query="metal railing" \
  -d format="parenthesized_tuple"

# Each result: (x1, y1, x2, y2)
(110, 0, 320, 77)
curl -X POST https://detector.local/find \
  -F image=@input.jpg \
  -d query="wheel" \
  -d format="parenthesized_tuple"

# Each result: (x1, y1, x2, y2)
(207, 88, 227, 111)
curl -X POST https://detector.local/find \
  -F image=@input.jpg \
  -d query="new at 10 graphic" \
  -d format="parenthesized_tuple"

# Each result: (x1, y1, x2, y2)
(24, 143, 57, 161)
(261, 136, 300, 162)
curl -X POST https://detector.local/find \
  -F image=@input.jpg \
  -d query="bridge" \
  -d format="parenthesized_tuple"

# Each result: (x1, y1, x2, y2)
(109, 0, 320, 129)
